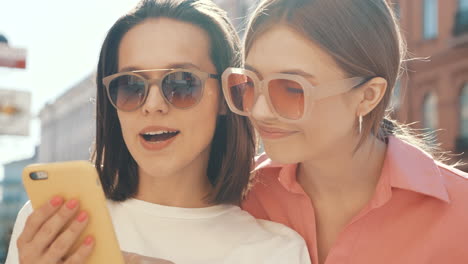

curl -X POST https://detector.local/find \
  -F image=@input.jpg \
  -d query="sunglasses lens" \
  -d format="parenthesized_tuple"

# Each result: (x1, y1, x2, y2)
(268, 79, 304, 120)
(162, 71, 202, 108)
(227, 73, 255, 113)
(108, 75, 146, 111)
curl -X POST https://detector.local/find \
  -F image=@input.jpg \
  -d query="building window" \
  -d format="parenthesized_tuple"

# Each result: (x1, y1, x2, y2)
(454, 0, 468, 36)
(460, 83, 468, 137)
(461, 0, 468, 10)
(423, 92, 438, 130)
(423, 0, 438, 39)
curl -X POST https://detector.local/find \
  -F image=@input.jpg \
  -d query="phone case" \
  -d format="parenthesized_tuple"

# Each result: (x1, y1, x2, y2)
(22, 161, 125, 264)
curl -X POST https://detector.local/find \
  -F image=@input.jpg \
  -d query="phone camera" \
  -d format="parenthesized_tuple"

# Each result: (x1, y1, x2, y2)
(29, 171, 49, 180)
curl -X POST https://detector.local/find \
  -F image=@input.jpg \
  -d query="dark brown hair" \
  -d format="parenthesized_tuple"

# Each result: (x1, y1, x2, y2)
(244, 0, 445, 155)
(93, 0, 255, 204)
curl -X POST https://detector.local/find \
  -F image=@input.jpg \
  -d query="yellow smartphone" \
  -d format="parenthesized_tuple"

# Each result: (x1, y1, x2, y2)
(22, 161, 125, 264)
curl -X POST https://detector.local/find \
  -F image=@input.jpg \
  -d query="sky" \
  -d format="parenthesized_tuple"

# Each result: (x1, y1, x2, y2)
(0, 0, 142, 179)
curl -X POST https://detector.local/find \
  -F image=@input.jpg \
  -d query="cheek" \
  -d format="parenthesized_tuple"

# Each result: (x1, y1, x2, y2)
(203, 83, 221, 116)
(117, 112, 137, 145)
(117, 112, 128, 134)
(301, 98, 356, 142)
(187, 84, 220, 136)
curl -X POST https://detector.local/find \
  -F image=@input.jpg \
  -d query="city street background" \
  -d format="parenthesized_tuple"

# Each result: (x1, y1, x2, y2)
(1, 0, 467, 262)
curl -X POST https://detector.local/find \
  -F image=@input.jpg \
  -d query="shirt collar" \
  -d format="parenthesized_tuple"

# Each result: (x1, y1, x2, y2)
(383, 136, 450, 203)
(253, 153, 283, 171)
(252, 136, 450, 203)
(252, 154, 303, 194)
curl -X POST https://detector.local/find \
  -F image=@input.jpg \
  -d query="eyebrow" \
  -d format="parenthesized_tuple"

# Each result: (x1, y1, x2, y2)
(280, 69, 316, 79)
(245, 64, 317, 80)
(245, 64, 261, 76)
(119, 63, 202, 73)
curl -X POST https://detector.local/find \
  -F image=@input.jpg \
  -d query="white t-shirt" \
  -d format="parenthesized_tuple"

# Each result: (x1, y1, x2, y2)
(6, 199, 310, 264)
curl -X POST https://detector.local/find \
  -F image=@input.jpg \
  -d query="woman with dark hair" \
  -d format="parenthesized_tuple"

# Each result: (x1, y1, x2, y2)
(221, 0, 468, 263)
(5, 0, 309, 263)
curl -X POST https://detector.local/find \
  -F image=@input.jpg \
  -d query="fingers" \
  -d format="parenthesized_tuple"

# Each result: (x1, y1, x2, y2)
(31, 199, 80, 252)
(17, 197, 93, 264)
(63, 236, 95, 264)
(44, 211, 90, 262)
(17, 196, 64, 246)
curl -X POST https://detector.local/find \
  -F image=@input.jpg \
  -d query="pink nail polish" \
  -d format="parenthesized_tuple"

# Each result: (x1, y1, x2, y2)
(66, 199, 78, 210)
(50, 196, 63, 207)
(84, 236, 94, 246)
(76, 211, 88, 222)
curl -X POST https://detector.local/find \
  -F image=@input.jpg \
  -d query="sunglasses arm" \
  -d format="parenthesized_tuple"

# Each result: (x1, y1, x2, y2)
(314, 77, 365, 100)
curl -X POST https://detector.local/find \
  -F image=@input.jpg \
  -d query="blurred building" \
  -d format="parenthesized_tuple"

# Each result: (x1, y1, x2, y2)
(0, 73, 95, 261)
(0, 148, 37, 262)
(392, 0, 468, 169)
(215, 0, 257, 34)
(38, 74, 96, 163)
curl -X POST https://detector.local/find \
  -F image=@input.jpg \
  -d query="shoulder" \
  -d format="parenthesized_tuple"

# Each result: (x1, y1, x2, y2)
(16, 200, 33, 220)
(225, 208, 310, 263)
(103, 199, 131, 226)
(255, 218, 305, 244)
(225, 206, 298, 240)
(10, 201, 33, 234)
(254, 219, 309, 261)
(249, 153, 285, 191)
(241, 166, 283, 220)
(105, 199, 123, 211)
(242, 154, 295, 219)
(245, 152, 298, 202)
(5, 201, 33, 264)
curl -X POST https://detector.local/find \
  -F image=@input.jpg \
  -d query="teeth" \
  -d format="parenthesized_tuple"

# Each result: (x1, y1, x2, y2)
(143, 131, 177, 136)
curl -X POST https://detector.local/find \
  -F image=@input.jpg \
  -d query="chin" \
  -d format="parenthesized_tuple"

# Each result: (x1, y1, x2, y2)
(263, 142, 305, 165)
(138, 160, 173, 178)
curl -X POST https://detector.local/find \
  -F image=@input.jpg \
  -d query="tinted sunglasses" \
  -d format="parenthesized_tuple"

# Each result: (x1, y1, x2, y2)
(221, 67, 366, 122)
(103, 68, 219, 112)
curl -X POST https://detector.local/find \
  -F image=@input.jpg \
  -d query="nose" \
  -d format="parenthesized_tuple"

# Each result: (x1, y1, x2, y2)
(141, 83, 169, 115)
(251, 94, 276, 122)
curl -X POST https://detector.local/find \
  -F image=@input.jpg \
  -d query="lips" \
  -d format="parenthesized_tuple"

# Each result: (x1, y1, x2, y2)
(141, 131, 179, 142)
(139, 126, 180, 151)
(256, 125, 298, 140)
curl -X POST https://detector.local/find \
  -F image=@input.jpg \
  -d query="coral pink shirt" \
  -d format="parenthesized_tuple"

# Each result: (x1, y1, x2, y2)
(242, 137, 468, 264)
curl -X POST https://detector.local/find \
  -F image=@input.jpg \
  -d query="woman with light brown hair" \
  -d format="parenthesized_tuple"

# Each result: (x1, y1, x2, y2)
(221, 0, 468, 263)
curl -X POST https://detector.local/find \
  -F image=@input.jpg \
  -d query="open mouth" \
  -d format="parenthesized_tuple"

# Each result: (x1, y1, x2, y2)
(140, 131, 180, 143)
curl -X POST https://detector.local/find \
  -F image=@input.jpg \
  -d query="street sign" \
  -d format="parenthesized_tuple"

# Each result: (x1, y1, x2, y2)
(0, 43, 26, 69)
(0, 89, 31, 136)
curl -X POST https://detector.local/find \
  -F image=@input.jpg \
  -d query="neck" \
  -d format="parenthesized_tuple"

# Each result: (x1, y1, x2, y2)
(298, 135, 387, 205)
(135, 151, 214, 208)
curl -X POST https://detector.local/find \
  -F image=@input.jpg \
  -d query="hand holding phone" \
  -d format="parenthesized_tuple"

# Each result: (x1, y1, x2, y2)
(20, 161, 125, 264)
(15, 196, 94, 264)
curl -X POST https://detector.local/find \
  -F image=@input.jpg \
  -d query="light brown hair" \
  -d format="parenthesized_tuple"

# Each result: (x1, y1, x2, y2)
(245, 0, 446, 157)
